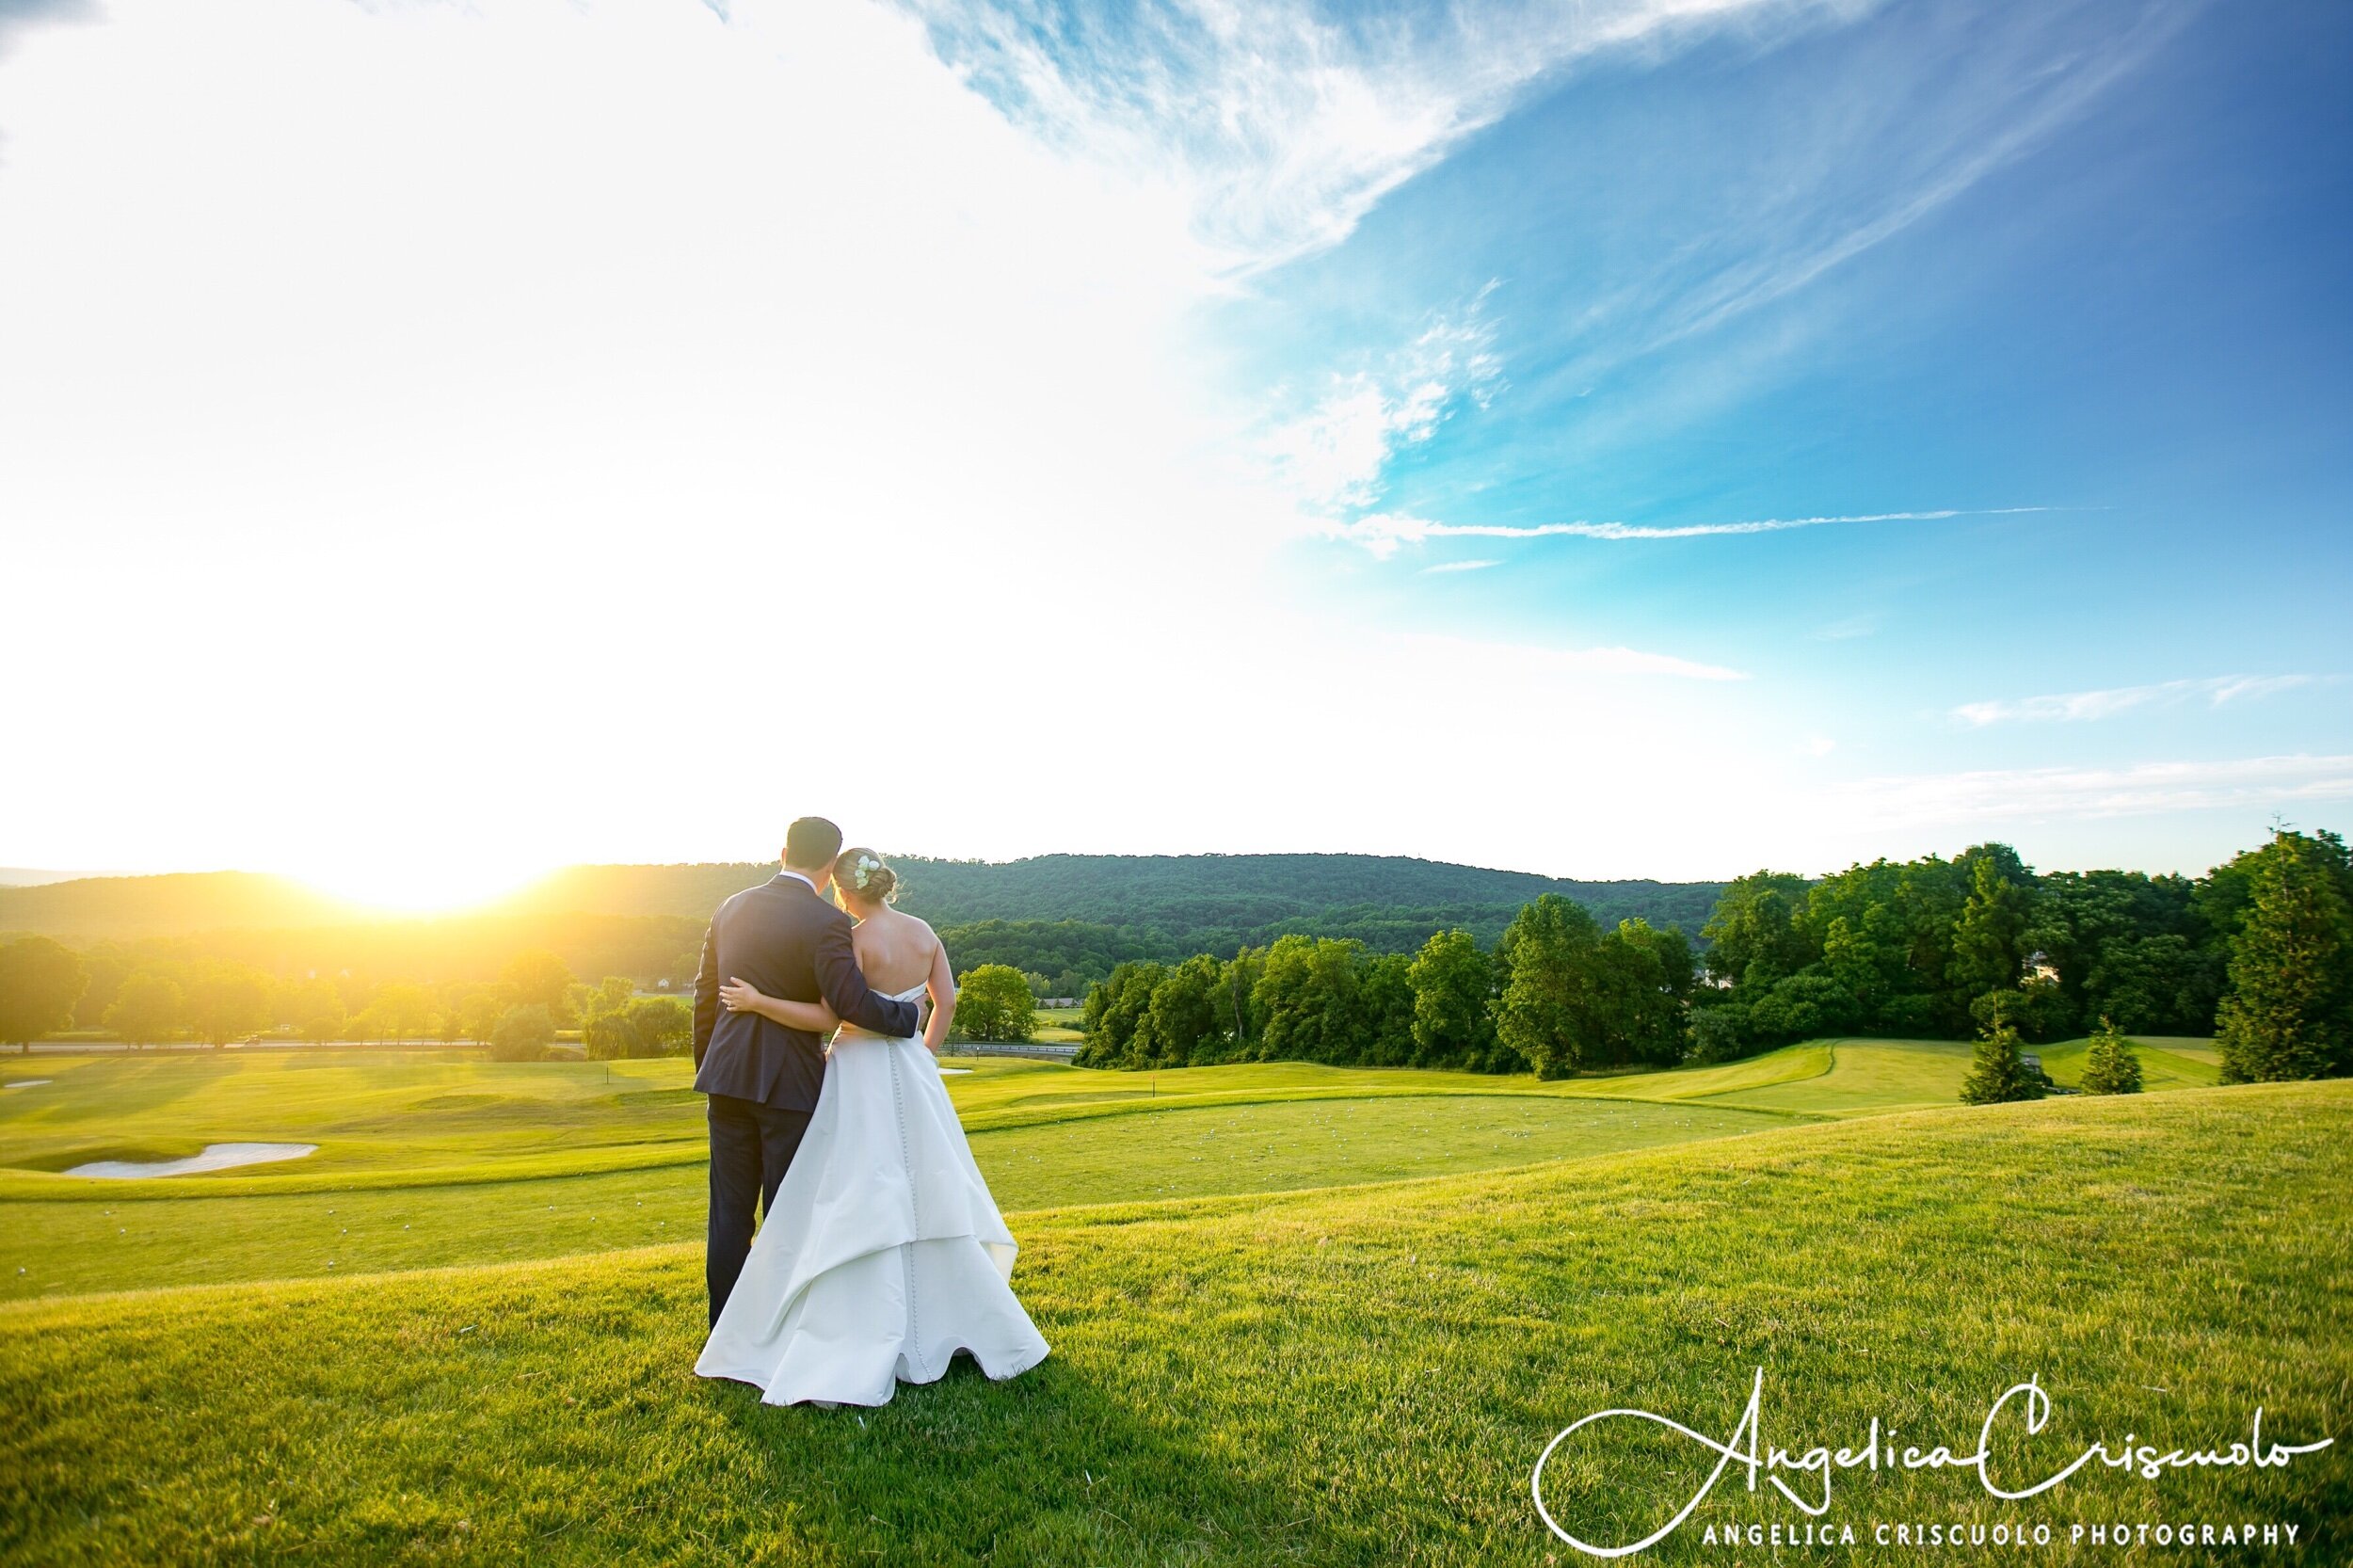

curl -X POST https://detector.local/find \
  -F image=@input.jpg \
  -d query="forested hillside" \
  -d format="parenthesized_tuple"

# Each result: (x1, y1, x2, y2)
(507, 855, 1720, 942)
(0, 856, 1722, 998)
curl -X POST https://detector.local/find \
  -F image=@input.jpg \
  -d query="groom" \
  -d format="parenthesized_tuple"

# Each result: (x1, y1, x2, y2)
(693, 816, 921, 1324)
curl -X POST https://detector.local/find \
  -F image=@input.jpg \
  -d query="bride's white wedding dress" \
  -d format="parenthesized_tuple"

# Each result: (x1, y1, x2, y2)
(696, 983, 1049, 1406)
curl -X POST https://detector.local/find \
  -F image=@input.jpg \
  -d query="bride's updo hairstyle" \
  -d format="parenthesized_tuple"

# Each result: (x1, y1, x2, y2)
(834, 847, 898, 905)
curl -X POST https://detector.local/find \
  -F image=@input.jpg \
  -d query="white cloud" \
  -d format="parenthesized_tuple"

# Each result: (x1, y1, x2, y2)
(0, 0, 1787, 893)
(1336, 505, 2045, 559)
(1263, 295, 1502, 511)
(910, 0, 1877, 273)
(1833, 754, 2353, 828)
(1420, 558, 1501, 574)
(0, 0, 2285, 894)
(1953, 675, 2320, 727)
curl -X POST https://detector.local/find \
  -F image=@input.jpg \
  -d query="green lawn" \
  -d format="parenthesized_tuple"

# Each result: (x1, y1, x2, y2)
(2, 1082, 2345, 1565)
(0, 1037, 2227, 1299)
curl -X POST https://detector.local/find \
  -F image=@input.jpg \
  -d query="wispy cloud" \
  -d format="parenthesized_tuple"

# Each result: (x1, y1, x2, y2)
(1336, 505, 2048, 560)
(1420, 558, 1500, 574)
(909, 0, 1878, 272)
(1834, 754, 2353, 827)
(1265, 294, 1502, 511)
(1953, 675, 2320, 727)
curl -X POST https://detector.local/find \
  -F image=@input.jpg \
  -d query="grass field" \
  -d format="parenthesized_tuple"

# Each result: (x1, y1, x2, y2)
(0, 1034, 2231, 1298)
(3, 1041, 2345, 1564)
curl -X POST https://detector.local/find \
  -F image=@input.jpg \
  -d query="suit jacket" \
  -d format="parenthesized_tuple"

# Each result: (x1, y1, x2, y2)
(692, 873, 921, 1112)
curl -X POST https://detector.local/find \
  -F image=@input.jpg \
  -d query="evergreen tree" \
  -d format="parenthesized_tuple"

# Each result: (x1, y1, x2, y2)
(2216, 829, 2353, 1082)
(2077, 1016, 2143, 1095)
(1947, 850, 2032, 1012)
(1958, 1003, 2045, 1105)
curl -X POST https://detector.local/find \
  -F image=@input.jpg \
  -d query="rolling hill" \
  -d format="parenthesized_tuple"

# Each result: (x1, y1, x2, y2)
(0, 855, 1726, 977)
(1, 1061, 2343, 1565)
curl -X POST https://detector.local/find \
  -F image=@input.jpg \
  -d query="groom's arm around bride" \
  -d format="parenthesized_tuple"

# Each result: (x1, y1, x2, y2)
(693, 818, 920, 1323)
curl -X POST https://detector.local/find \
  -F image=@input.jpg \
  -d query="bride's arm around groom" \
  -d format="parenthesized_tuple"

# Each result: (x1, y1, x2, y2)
(719, 904, 962, 1055)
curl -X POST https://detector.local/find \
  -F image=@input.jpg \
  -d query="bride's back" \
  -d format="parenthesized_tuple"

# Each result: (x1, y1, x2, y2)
(849, 904, 938, 995)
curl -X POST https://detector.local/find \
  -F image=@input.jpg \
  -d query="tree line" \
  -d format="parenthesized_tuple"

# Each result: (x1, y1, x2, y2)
(1077, 828, 2353, 1084)
(0, 940, 689, 1062)
(1077, 903, 1695, 1078)
(8, 829, 2347, 1083)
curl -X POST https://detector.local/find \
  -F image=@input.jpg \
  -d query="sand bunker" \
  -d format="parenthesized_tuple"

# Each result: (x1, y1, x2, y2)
(66, 1143, 319, 1178)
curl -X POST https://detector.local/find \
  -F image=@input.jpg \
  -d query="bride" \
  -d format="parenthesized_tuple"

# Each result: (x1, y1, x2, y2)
(695, 846, 1048, 1406)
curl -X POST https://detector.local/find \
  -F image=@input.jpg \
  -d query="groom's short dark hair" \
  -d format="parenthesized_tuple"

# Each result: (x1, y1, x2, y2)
(784, 817, 843, 871)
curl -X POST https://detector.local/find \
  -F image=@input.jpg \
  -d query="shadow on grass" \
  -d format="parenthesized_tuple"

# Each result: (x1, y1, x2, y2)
(2, 1053, 225, 1126)
(696, 1339, 1253, 1562)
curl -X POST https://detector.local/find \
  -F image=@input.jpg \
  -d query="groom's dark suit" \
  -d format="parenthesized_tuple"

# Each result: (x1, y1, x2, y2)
(694, 872, 920, 1322)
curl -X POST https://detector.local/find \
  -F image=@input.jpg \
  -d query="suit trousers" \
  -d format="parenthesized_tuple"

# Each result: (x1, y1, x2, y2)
(705, 1093, 813, 1325)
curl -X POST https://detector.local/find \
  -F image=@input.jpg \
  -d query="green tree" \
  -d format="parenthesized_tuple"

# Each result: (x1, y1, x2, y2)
(1251, 936, 1369, 1064)
(2216, 828, 2353, 1081)
(1958, 1004, 2046, 1106)
(1077, 962, 1162, 1066)
(1946, 848, 2033, 1008)
(623, 996, 692, 1057)
(456, 990, 504, 1044)
(1358, 952, 1417, 1066)
(1495, 895, 1607, 1079)
(2079, 933, 2218, 1038)
(583, 1010, 642, 1060)
(0, 936, 88, 1051)
(1968, 973, 2072, 1043)
(1746, 971, 1859, 1046)
(954, 965, 1035, 1044)
(357, 981, 435, 1044)
(1685, 1000, 1751, 1064)
(2077, 1016, 2144, 1096)
(1593, 919, 1693, 1066)
(1135, 954, 1223, 1066)
(104, 971, 184, 1048)
(1407, 929, 1498, 1070)
(501, 949, 577, 1024)
(184, 962, 273, 1048)
(585, 976, 636, 1019)
(1700, 872, 1814, 989)
(1819, 907, 1906, 1020)
(488, 1003, 555, 1062)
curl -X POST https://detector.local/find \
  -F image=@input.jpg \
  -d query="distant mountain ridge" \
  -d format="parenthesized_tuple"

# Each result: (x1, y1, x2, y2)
(0, 872, 369, 938)
(0, 854, 1725, 950)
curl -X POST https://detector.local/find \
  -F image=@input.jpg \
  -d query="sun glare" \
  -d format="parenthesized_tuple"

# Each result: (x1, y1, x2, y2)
(299, 856, 552, 918)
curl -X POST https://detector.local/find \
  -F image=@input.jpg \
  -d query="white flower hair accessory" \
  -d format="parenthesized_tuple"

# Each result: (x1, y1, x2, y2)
(850, 853, 883, 891)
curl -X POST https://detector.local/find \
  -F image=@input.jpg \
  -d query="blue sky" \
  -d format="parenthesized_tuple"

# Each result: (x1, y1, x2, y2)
(0, 0, 2346, 898)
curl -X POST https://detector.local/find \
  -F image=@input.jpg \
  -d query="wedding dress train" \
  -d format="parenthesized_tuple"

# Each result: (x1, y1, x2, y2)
(696, 983, 1049, 1406)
